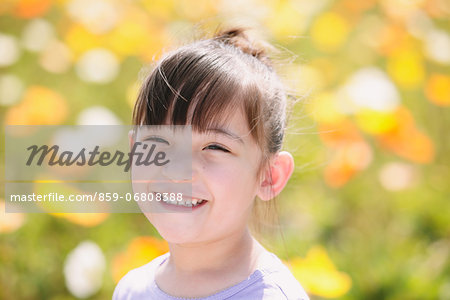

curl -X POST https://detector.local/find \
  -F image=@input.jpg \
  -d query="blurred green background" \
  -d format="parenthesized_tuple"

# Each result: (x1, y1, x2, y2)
(1, 0, 449, 299)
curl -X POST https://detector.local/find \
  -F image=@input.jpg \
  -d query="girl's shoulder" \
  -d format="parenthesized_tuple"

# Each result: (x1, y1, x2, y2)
(253, 250, 310, 300)
(112, 252, 169, 300)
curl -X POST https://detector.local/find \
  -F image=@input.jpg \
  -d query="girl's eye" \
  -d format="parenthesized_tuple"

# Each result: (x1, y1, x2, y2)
(203, 144, 230, 153)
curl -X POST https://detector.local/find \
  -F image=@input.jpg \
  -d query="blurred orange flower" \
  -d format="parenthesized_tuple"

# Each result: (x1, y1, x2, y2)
(14, 0, 51, 19)
(425, 74, 450, 106)
(319, 120, 362, 148)
(319, 120, 372, 187)
(324, 140, 373, 187)
(377, 107, 434, 163)
(423, 0, 450, 18)
(334, 0, 377, 22)
(112, 236, 169, 283)
(286, 246, 352, 298)
(375, 25, 409, 56)
(5, 86, 68, 125)
(0, 200, 26, 233)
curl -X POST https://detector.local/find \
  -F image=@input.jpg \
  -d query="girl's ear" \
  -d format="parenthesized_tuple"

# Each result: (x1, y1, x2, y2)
(257, 151, 294, 201)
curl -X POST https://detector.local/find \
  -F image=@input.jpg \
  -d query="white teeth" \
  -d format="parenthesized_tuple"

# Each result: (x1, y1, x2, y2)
(161, 197, 205, 207)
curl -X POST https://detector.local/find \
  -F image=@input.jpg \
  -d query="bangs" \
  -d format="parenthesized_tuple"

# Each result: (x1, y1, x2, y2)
(133, 42, 262, 138)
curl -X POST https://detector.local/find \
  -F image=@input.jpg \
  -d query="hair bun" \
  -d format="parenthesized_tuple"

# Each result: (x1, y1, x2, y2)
(214, 27, 272, 68)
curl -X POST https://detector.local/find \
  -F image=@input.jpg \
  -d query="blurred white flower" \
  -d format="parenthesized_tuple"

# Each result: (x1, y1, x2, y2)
(424, 29, 450, 65)
(379, 162, 418, 191)
(22, 19, 55, 52)
(338, 67, 400, 113)
(0, 74, 24, 106)
(76, 106, 123, 147)
(406, 10, 433, 39)
(64, 241, 106, 299)
(67, 0, 119, 34)
(40, 40, 73, 73)
(0, 33, 20, 67)
(75, 48, 119, 83)
(77, 106, 122, 125)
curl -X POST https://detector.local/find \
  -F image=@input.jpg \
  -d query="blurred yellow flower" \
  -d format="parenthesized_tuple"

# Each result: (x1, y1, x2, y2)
(139, 26, 171, 62)
(265, 0, 307, 39)
(177, 0, 217, 21)
(0, 200, 26, 233)
(425, 74, 450, 106)
(107, 18, 149, 58)
(387, 46, 425, 89)
(126, 81, 140, 109)
(308, 92, 346, 124)
(355, 109, 398, 134)
(311, 12, 350, 52)
(112, 236, 169, 283)
(104, 8, 171, 61)
(287, 246, 352, 298)
(5, 85, 68, 125)
(65, 24, 103, 58)
(141, 0, 175, 21)
(32, 176, 109, 226)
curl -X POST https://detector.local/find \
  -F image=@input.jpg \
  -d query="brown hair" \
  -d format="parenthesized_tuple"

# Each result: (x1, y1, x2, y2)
(133, 26, 289, 236)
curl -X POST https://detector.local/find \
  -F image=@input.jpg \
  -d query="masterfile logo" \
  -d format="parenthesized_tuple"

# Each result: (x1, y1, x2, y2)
(5, 125, 192, 213)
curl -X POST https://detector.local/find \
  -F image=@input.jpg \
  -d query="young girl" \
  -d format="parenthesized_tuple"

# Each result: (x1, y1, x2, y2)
(114, 27, 310, 300)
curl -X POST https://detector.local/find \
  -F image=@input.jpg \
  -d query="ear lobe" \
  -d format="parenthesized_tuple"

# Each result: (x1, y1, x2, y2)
(257, 151, 294, 201)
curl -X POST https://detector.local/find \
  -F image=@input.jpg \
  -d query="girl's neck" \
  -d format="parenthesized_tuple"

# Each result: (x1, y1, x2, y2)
(166, 228, 264, 276)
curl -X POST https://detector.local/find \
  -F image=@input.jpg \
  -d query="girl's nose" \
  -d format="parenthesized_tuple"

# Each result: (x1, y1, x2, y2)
(161, 146, 193, 183)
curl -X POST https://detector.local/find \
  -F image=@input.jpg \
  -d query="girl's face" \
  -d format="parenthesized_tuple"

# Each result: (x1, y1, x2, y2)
(138, 109, 264, 245)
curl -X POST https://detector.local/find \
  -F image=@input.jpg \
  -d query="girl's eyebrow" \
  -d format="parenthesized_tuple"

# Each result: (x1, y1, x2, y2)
(142, 136, 170, 145)
(205, 127, 244, 144)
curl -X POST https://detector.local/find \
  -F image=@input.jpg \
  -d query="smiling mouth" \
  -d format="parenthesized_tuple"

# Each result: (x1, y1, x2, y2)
(152, 192, 208, 208)
(162, 197, 206, 208)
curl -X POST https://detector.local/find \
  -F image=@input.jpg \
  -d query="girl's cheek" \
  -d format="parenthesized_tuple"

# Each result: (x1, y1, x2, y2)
(201, 161, 240, 183)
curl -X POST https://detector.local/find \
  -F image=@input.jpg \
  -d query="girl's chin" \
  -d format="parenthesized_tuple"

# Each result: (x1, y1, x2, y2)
(159, 231, 203, 245)
(149, 219, 204, 243)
